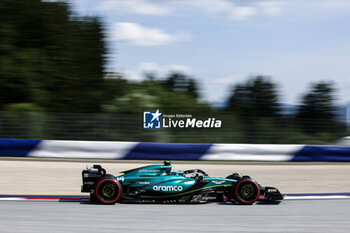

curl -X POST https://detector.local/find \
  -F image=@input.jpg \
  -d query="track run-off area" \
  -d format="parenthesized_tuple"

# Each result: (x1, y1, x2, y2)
(0, 158, 350, 194)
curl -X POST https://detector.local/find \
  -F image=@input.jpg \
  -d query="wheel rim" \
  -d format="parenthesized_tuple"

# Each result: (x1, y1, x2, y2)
(102, 184, 116, 198)
(240, 184, 254, 199)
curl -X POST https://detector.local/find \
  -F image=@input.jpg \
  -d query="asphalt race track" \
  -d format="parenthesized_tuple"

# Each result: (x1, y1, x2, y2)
(0, 199, 349, 233)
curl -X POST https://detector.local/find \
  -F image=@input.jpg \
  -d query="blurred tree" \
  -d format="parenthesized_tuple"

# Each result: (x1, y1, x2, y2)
(187, 79, 199, 99)
(163, 72, 200, 99)
(144, 72, 157, 81)
(226, 76, 280, 117)
(103, 73, 129, 101)
(102, 77, 209, 113)
(0, 0, 106, 112)
(295, 82, 337, 133)
(226, 76, 281, 143)
(3, 103, 43, 112)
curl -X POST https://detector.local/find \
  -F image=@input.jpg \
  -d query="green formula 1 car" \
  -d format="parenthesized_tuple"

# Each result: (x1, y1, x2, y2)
(81, 161, 283, 205)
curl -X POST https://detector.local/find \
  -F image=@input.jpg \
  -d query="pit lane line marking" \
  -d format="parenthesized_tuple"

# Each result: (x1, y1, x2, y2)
(284, 195, 350, 200)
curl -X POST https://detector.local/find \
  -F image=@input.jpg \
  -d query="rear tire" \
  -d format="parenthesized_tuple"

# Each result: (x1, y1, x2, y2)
(94, 175, 122, 204)
(234, 179, 260, 205)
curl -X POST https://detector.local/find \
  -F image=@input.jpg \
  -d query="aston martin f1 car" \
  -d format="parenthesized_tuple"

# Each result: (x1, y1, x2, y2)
(81, 161, 283, 205)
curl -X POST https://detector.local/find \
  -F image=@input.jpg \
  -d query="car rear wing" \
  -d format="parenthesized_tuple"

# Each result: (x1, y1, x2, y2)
(81, 165, 106, 193)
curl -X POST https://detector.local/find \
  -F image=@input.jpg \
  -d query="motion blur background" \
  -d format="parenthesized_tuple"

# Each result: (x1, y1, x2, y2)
(0, 0, 349, 144)
(1, 4, 350, 232)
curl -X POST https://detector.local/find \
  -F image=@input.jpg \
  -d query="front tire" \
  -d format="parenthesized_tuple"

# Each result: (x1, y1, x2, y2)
(94, 175, 122, 204)
(234, 179, 260, 205)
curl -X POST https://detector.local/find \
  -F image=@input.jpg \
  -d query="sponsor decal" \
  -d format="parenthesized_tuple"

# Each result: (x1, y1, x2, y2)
(116, 177, 125, 182)
(143, 109, 222, 129)
(84, 173, 100, 178)
(184, 181, 195, 185)
(267, 188, 277, 192)
(139, 169, 160, 173)
(212, 180, 226, 185)
(153, 185, 183, 192)
(138, 182, 150, 185)
(83, 181, 94, 185)
(202, 196, 217, 200)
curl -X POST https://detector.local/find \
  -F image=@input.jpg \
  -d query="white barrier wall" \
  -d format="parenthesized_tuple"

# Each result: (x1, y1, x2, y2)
(0, 139, 349, 161)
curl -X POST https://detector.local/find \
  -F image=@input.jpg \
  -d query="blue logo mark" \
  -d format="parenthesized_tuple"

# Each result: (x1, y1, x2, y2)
(143, 109, 162, 129)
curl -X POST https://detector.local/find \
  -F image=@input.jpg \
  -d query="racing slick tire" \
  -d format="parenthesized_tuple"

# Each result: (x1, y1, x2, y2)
(93, 175, 122, 204)
(234, 178, 260, 205)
